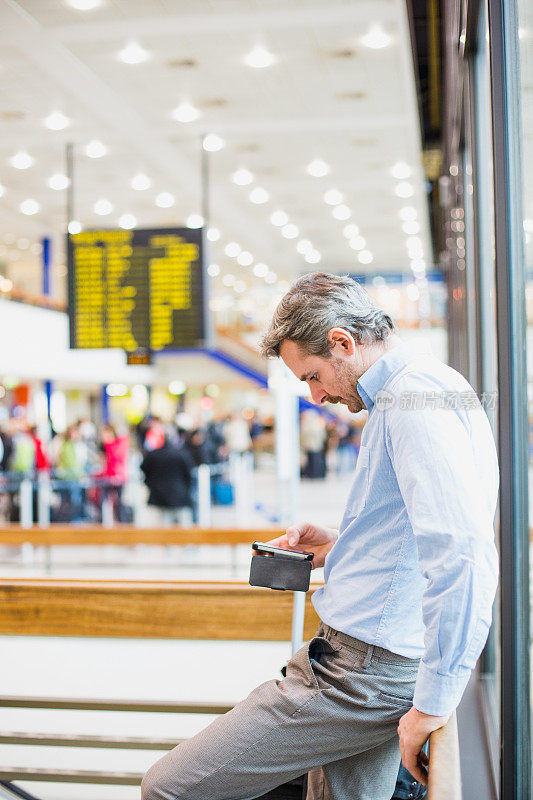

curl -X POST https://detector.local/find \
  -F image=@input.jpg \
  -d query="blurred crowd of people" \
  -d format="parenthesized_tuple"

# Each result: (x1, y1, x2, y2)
(0, 409, 363, 523)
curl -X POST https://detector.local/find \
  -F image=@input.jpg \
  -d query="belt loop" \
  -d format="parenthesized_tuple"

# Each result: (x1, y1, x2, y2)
(362, 644, 374, 669)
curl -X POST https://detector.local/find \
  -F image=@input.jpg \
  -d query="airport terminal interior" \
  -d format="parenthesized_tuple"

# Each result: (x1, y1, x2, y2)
(0, 0, 530, 798)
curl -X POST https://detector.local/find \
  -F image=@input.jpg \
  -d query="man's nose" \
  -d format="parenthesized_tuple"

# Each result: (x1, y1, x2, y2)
(309, 385, 326, 405)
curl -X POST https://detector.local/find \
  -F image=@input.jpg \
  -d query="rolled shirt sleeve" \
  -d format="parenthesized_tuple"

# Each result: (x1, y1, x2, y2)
(386, 379, 499, 716)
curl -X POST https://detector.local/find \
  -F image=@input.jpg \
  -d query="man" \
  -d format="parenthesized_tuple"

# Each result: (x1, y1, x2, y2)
(142, 272, 499, 800)
(140, 430, 194, 526)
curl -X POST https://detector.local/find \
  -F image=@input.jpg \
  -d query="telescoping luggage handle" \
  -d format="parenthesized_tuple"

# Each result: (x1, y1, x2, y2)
(248, 542, 314, 656)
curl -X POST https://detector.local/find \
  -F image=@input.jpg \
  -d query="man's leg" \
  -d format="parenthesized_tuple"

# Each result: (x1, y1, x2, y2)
(307, 736, 402, 800)
(142, 629, 418, 800)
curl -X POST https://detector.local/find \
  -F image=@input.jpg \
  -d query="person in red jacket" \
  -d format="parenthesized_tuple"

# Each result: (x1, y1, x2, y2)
(28, 426, 51, 473)
(97, 424, 129, 522)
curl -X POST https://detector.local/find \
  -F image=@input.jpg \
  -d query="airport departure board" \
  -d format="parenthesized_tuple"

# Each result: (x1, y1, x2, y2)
(67, 227, 205, 352)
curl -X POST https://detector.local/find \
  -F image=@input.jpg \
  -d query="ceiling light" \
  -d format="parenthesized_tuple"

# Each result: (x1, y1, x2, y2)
(349, 235, 366, 250)
(48, 173, 70, 191)
(68, 220, 82, 234)
(118, 40, 149, 65)
(307, 159, 330, 177)
(296, 239, 313, 254)
(44, 111, 70, 131)
(155, 192, 175, 208)
(237, 250, 253, 266)
(343, 224, 359, 238)
(94, 198, 113, 215)
(332, 204, 351, 220)
(85, 139, 107, 158)
(324, 189, 343, 205)
(207, 263, 220, 277)
(187, 214, 204, 228)
(305, 251, 321, 264)
(67, 0, 102, 9)
(411, 259, 426, 271)
(172, 101, 199, 123)
(282, 224, 299, 239)
(406, 283, 420, 301)
(402, 220, 420, 235)
(18, 238, 29, 249)
(358, 250, 374, 264)
(207, 227, 220, 241)
(249, 187, 269, 204)
(232, 168, 253, 186)
(3, 234, 14, 244)
(20, 199, 39, 216)
(395, 182, 414, 198)
(203, 134, 224, 152)
(361, 25, 392, 49)
(270, 210, 288, 226)
(30, 242, 42, 254)
(265, 271, 278, 283)
(131, 173, 151, 191)
(253, 262, 269, 277)
(223, 273, 235, 287)
(406, 236, 422, 251)
(119, 213, 137, 229)
(244, 45, 276, 69)
(234, 280, 246, 293)
(391, 162, 411, 179)
(399, 206, 417, 221)
(11, 151, 33, 170)
(0, 184, 4, 198)
(225, 242, 241, 257)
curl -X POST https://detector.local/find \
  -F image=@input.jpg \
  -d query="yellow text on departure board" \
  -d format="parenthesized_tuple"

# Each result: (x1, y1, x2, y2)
(149, 234, 199, 350)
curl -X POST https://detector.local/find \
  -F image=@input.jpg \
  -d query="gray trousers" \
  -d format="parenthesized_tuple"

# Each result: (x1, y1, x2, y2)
(142, 623, 420, 800)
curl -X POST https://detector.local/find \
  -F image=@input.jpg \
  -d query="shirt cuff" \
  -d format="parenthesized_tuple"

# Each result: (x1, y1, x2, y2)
(412, 659, 471, 716)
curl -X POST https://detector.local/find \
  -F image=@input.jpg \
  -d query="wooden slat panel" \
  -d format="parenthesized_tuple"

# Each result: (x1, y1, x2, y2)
(0, 579, 321, 641)
(0, 697, 232, 713)
(0, 767, 142, 785)
(0, 731, 183, 749)
(0, 526, 281, 547)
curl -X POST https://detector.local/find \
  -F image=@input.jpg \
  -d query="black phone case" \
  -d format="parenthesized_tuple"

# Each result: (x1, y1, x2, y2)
(249, 552, 312, 592)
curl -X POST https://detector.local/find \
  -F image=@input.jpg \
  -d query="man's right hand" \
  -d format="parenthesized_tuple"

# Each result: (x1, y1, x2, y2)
(265, 522, 338, 569)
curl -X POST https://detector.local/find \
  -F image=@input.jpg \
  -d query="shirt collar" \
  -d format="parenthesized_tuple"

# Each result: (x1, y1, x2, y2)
(357, 340, 432, 411)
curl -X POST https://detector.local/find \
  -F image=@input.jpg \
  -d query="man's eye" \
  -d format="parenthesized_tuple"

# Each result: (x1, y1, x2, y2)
(310, 374, 318, 382)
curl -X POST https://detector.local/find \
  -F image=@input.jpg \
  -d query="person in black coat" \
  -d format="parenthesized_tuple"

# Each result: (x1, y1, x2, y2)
(140, 436, 194, 525)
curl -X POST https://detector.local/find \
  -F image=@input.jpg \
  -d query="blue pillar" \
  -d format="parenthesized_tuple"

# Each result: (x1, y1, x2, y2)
(101, 385, 110, 424)
(42, 237, 51, 297)
(44, 380, 53, 422)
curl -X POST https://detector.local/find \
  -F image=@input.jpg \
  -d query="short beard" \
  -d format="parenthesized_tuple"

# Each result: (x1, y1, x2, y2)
(325, 356, 364, 412)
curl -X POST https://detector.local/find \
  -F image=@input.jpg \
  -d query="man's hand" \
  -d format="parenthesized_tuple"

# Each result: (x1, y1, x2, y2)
(397, 706, 450, 785)
(264, 522, 338, 569)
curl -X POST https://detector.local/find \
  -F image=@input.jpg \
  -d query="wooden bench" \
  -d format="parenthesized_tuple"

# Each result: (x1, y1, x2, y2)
(0, 577, 321, 640)
(0, 525, 281, 547)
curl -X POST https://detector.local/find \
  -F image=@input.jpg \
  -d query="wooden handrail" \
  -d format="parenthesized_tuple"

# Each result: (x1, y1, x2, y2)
(0, 578, 321, 640)
(427, 711, 462, 800)
(0, 525, 281, 547)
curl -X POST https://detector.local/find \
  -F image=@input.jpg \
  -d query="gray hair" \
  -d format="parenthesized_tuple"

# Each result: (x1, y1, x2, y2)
(260, 272, 395, 358)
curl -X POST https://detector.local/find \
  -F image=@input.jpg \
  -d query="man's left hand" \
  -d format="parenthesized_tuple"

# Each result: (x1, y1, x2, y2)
(397, 706, 450, 785)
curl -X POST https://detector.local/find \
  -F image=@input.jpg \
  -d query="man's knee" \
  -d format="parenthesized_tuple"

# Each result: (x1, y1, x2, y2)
(141, 762, 177, 800)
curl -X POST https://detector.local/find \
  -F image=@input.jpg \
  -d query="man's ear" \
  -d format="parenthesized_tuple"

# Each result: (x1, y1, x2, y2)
(327, 327, 356, 355)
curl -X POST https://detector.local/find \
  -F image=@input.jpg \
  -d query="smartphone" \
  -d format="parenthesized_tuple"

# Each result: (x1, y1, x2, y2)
(249, 541, 314, 592)
(252, 542, 314, 561)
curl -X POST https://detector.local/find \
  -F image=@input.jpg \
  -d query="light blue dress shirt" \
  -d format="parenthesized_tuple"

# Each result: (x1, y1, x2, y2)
(312, 341, 499, 716)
